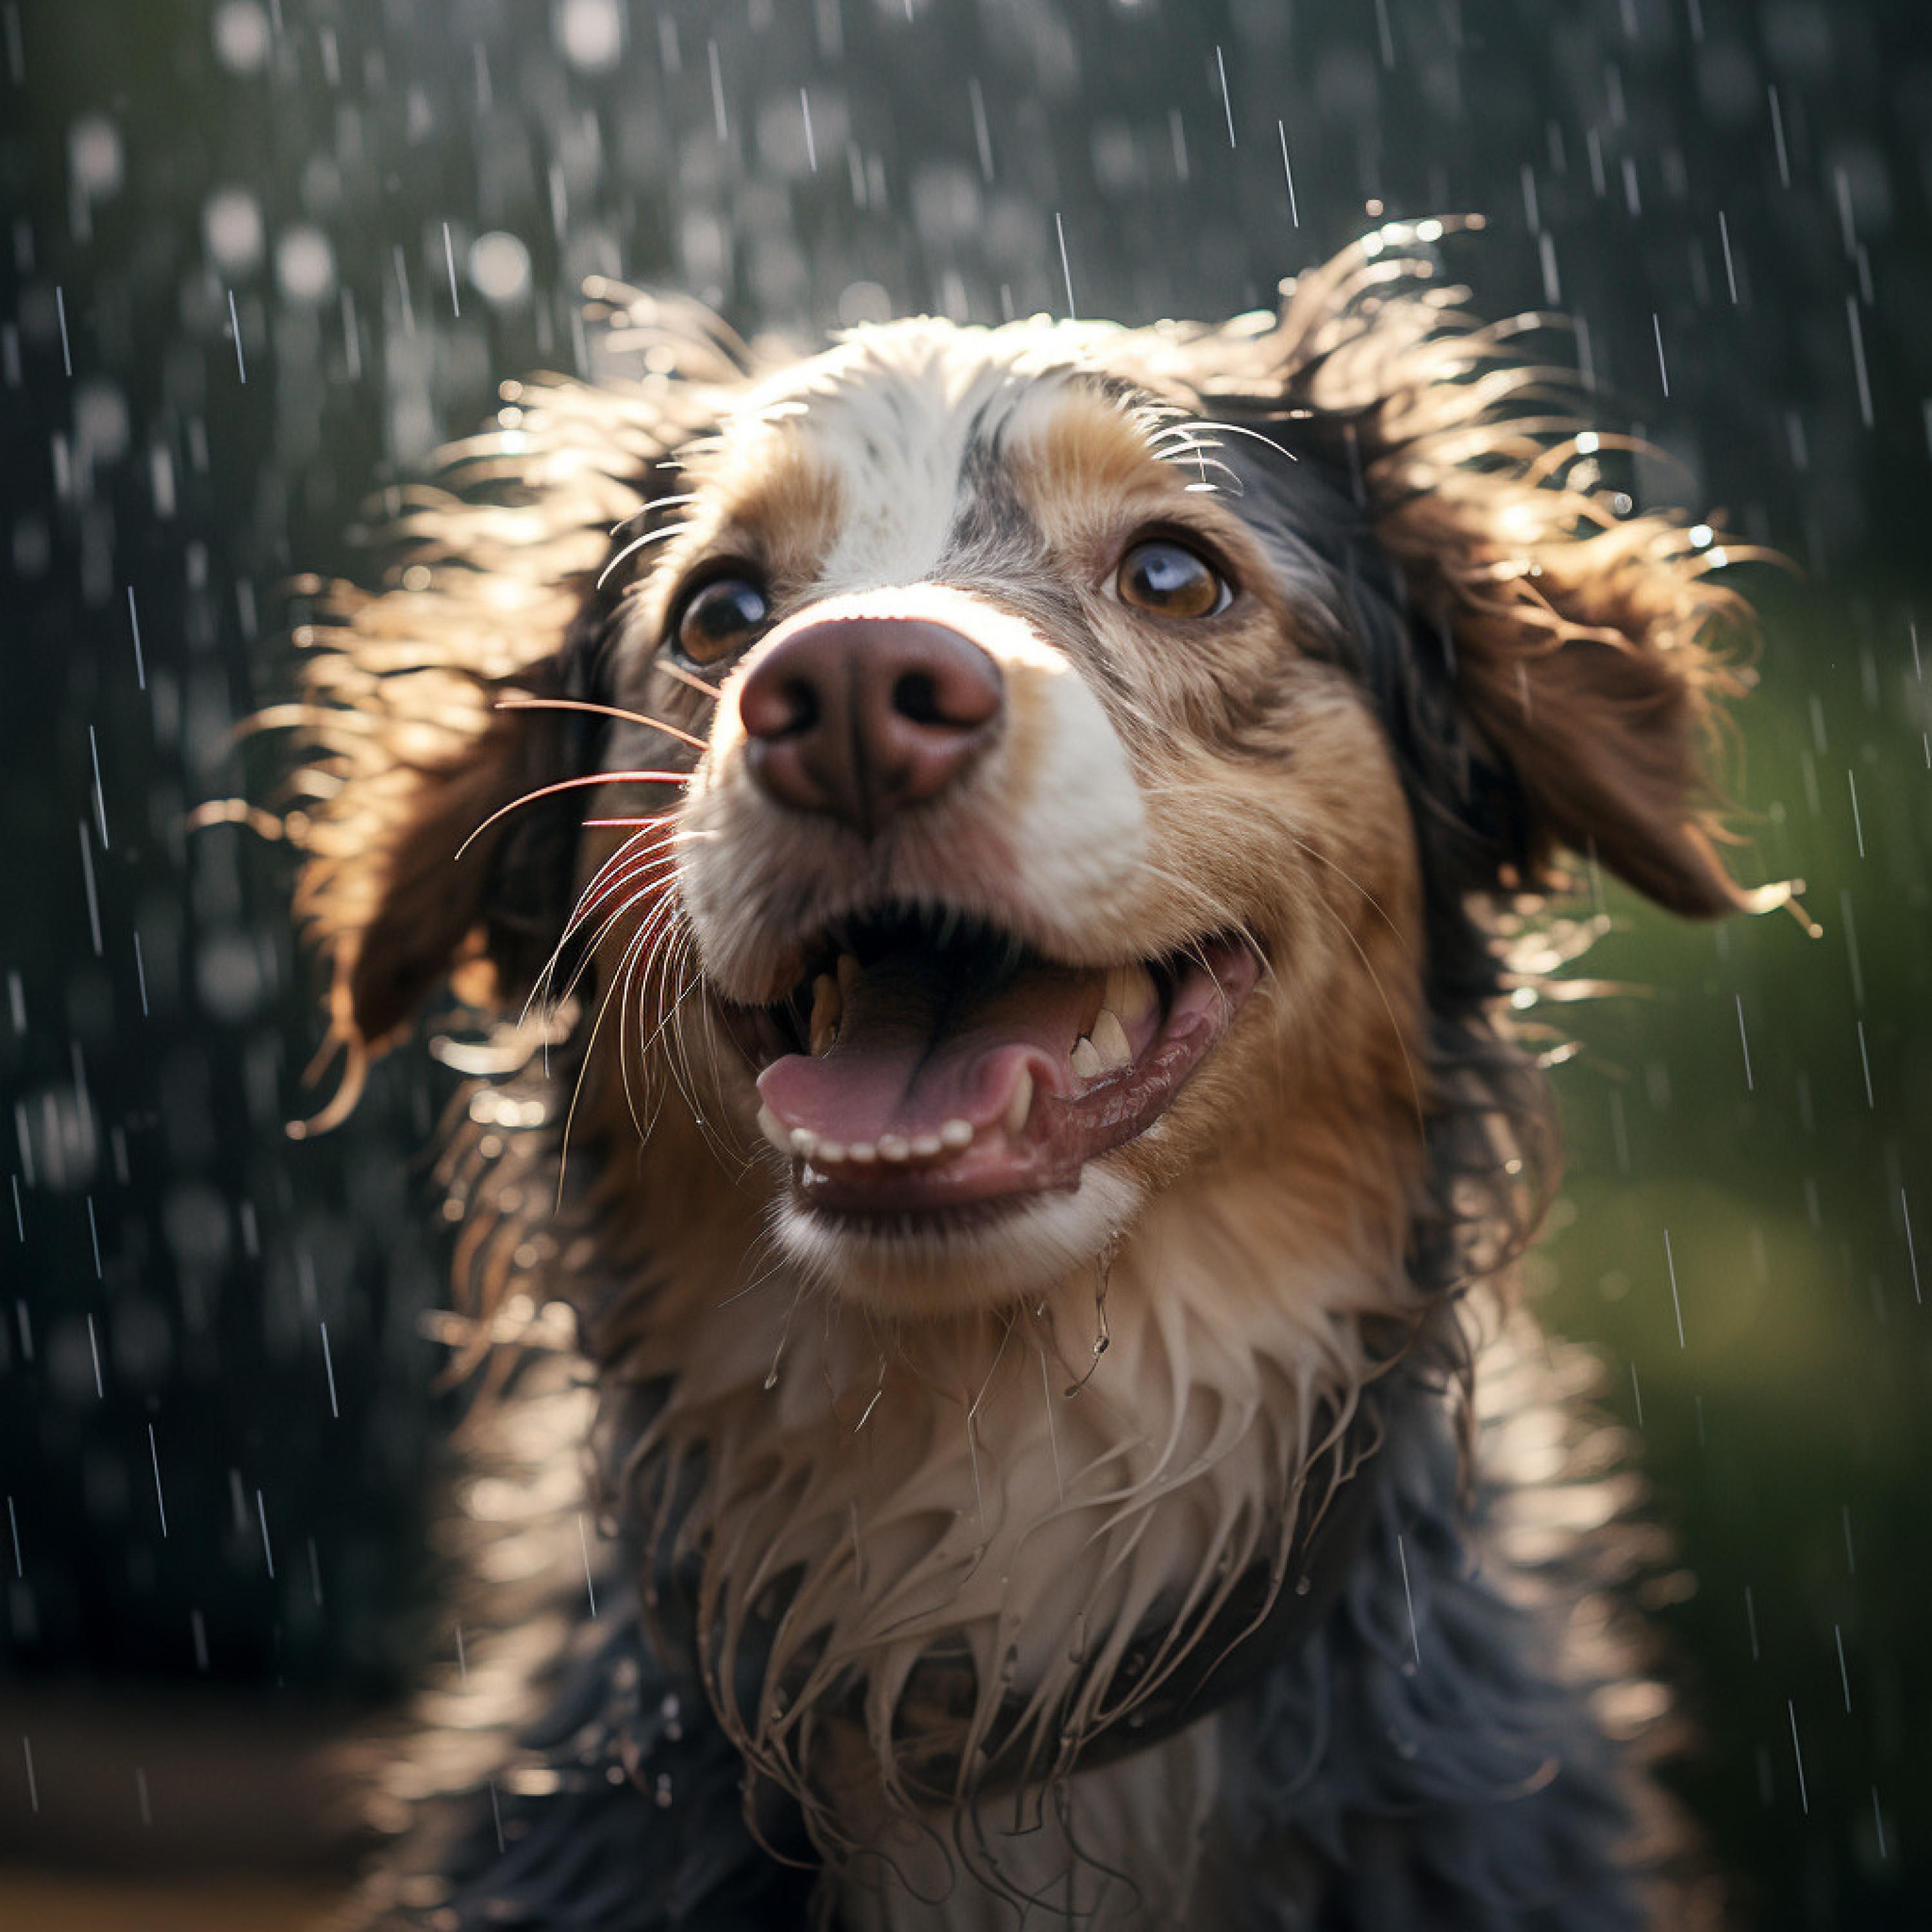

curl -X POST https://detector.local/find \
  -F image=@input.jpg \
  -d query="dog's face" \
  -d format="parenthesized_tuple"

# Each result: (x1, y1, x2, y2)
(301, 232, 1772, 1330)
(588, 327, 1418, 1314)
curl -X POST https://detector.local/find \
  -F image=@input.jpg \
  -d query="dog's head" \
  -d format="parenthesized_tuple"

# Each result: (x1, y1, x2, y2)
(293, 227, 1777, 1325)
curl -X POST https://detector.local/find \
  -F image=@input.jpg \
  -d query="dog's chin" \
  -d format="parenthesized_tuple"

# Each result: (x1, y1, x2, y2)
(768, 1159, 1144, 1318)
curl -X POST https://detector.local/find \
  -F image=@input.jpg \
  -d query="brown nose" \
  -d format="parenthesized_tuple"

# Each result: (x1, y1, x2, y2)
(737, 616, 1003, 833)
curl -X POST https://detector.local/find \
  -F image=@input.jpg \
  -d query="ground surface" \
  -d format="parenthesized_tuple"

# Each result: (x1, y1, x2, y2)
(0, 1871, 345, 1930)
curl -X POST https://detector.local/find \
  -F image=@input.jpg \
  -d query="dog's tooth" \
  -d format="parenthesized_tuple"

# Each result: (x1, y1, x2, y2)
(939, 1117, 974, 1151)
(1090, 1009, 1133, 1072)
(1070, 1036, 1104, 1079)
(758, 1106, 793, 1155)
(788, 1126, 817, 1157)
(1003, 1069, 1034, 1137)
(846, 1141, 877, 1164)
(1103, 963, 1159, 1029)
(910, 1133, 942, 1159)
(876, 1133, 911, 1164)
(836, 953, 862, 1002)
(808, 974, 842, 1055)
(816, 1139, 846, 1164)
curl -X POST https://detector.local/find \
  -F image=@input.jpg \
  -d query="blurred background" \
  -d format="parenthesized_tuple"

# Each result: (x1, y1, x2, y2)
(2, 1, 1928, 1926)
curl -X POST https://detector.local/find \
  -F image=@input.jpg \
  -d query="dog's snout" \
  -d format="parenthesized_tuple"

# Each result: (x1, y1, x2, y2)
(738, 617, 1003, 833)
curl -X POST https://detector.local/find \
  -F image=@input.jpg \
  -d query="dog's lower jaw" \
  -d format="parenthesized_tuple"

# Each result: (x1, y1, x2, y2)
(768, 1158, 1145, 1315)
(832, 1714, 1229, 1932)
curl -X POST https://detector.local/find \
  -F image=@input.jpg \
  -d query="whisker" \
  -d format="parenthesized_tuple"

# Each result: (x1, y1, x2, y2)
(654, 956, 747, 1175)
(658, 661, 723, 703)
(607, 492, 696, 540)
(1152, 417, 1302, 465)
(636, 927, 699, 1071)
(594, 518, 694, 592)
(664, 959, 751, 1175)
(529, 838, 680, 1043)
(1110, 856, 1270, 978)
(495, 694, 707, 752)
(626, 940, 687, 1143)
(453, 769, 688, 862)
(552, 876, 681, 1016)
(715, 1263, 788, 1311)
(1150, 448, 1245, 492)
(531, 867, 676, 1051)
(615, 917, 678, 1146)
(522, 829, 669, 1021)
(565, 838, 677, 929)
(554, 904, 670, 1206)
(626, 912, 672, 1136)
(1282, 833, 1408, 950)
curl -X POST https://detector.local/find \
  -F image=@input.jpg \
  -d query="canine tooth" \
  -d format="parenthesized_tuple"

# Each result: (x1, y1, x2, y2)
(816, 1140, 846, 1164)
(910, 1133, 943, 1159)
(836, 953, 862, 1002)
(846, 1142, 877, 1164)
(876, 1133, 911, 1164)
(940, 1117, 974, 1151)
(1003, 1068, 1034, 1136)
(758, 1106, 792, 1155)
(808, 974, 841, 1055)
(1070, 1037, 1104, 1079)
(1090, 1009, 1133, 1072)
(788, 1127, 817, 1157)
(1103, 963, 1159, 1028)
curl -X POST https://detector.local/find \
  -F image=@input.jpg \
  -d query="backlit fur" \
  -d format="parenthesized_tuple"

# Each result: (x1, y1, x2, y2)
(285, 229, 1786, 1930)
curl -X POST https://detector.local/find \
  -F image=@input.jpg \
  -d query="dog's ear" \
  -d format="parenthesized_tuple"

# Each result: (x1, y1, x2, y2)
(1220, 230, 1790, 920)
(287, 586, 588, 1130)
(1385, 491, 1764, 919)
(310, 660, 573, 1048)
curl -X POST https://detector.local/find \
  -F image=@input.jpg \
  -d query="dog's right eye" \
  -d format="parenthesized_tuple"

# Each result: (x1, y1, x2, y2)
(1115, 538, 1229, 619)
(672, 574, 772, 666)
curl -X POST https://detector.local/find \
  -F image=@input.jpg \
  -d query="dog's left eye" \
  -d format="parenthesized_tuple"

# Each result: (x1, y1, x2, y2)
(672, 574, 772, 665)
(1115, 538, 1230, 618)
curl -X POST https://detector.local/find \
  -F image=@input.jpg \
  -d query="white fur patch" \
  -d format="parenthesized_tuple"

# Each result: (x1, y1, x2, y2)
(723, 327, 1087, 597)
(999, 636, 1149, 932)
(772, 1161, 1142, 1314)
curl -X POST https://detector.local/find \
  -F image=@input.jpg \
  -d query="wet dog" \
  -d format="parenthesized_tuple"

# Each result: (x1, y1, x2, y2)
(290, 223, 1787, 1929)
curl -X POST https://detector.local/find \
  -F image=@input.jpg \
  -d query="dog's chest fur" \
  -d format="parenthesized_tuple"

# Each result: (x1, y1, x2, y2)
(562, 1154, 1405, 1902)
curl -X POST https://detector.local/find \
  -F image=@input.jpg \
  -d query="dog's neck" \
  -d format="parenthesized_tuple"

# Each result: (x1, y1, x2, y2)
(571, 1115, 1424, 1878)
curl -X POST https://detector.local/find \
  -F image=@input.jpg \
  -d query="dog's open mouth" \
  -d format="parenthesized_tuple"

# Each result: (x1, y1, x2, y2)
(723, 907, 1260, 1216)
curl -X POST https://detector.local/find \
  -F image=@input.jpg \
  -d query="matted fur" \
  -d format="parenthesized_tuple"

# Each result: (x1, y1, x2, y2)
(281, 227, 1789, 1929)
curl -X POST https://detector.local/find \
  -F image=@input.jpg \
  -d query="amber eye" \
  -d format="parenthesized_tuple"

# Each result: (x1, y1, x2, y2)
(672, 574, 770, 665)
(1115, 538, 1229, 618)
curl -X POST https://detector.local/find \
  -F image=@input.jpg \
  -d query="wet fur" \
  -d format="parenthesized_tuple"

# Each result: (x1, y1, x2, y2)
(287, 230, 1778, 1929)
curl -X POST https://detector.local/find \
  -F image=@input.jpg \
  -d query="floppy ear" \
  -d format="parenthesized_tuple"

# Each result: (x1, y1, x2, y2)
(1384, 489, 1767, 919)
(282, 394, 628, 1130)
(1222, 227, 1792, 921)
(315, 665, 574, 1050)
(287, 589, 586, 1131)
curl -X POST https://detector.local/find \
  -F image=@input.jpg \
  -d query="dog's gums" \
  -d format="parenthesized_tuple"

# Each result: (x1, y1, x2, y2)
(731, 911, 1259, 1214)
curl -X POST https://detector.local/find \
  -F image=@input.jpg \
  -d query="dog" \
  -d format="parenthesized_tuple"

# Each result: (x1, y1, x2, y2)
(285, 221, 1794, 1929)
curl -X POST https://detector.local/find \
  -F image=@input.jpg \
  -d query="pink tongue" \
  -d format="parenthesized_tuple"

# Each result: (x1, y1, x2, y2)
(756, 947, 1094, 1146)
